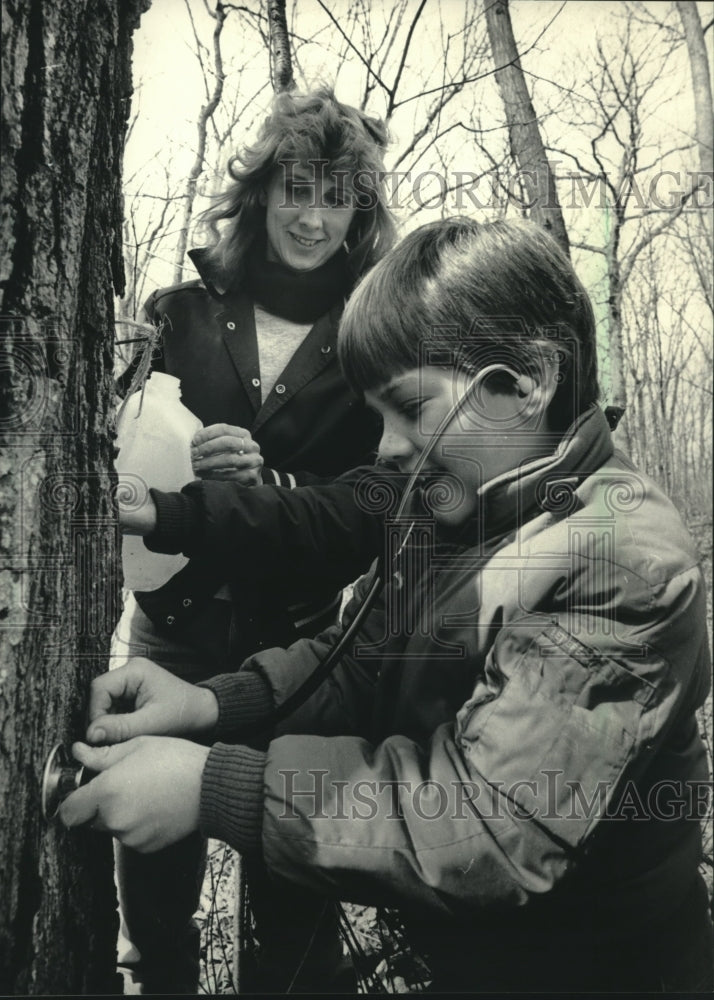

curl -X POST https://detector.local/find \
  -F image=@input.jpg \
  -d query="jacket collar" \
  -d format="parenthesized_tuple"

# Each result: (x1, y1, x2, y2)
(441, 405, 614, 545)
(187, 246, 229, 299)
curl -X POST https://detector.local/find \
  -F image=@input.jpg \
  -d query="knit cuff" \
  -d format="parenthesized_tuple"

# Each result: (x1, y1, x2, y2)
(198, 671, 275, 741)
(144, 488, 200, 554)
(200, 743, 266, 855)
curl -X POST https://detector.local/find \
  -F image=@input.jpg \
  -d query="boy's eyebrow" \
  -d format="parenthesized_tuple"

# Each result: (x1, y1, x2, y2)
(374, 374, 413, 402)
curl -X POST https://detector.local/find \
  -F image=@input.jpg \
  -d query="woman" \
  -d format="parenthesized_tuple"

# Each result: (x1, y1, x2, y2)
(113, 87, 395, 993)
(117, 86, 395, 670)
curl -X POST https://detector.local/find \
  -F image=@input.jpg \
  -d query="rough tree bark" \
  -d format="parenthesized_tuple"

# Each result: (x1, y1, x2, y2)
(483, 0, 570, 255)
(0, 0, 148, 992)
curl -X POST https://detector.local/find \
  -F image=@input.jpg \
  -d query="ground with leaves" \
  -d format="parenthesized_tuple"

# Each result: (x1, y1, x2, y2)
(195, 850, 432, 995)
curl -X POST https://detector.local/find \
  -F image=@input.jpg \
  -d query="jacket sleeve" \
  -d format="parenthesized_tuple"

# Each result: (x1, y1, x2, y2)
(145, 466, 385, 594)
(260, 467, 355, 489)
(208, 573, 708, 916)
(260, 413, 380, 488)
(200, 569, 384, 741)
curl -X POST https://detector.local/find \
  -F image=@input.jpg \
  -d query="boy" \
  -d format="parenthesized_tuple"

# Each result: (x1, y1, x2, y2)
(62, 219, 712, 992)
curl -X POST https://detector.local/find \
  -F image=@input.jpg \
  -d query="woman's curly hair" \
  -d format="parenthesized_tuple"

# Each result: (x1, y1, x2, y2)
(200, 87, 396, 284)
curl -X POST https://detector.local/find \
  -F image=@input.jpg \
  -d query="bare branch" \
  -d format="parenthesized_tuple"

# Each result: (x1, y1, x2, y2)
(387, 0, 428, 116)
(314, 0, 391, 97)
(172, 1, 228, 281)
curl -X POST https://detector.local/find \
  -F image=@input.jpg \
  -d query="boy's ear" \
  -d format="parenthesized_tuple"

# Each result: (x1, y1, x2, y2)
(513, 362, 559, 422)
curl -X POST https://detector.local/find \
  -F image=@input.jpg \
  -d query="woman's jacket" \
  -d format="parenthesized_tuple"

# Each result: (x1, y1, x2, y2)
(117, 258, 379, 651)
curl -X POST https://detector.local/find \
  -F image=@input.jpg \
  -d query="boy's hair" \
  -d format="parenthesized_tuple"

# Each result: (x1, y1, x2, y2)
(338, 217, 600, 430)
(201, 87, 396, 285)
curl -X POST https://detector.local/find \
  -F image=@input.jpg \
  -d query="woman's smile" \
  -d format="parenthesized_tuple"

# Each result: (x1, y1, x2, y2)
(289, 232, 325, 249)
(264, 163, 356, 271)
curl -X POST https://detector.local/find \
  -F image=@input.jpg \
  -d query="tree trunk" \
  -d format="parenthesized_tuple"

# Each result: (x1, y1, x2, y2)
(0, 0, 148, 991)
(676, 1, 714, 176)
(483, 0, 570, 255)
(268, 0, 295, 92)
(607, 255, 627, 412)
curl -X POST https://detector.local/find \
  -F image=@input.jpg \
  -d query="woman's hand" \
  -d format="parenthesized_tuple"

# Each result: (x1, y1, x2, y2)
(86, 657, 219, 745)
(191, 424, 264, 485)
(59, 736, 209, 852)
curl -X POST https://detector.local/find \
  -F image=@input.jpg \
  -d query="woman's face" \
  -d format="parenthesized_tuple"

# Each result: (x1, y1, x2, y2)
(263, 163, 356, 271)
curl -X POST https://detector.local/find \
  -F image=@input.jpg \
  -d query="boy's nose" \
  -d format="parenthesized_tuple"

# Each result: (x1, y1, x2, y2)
(378, 426, 417, 468)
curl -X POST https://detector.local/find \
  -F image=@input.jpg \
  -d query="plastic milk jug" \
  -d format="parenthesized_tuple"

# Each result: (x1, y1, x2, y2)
(115, 372, 203, 591)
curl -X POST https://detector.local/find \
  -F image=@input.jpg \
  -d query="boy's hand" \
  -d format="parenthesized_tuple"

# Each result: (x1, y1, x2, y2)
(87, 658, 218, 745)
(59, 737, 209, 852)
(116, 479, 157, 535)
(191, 424, 264, 485)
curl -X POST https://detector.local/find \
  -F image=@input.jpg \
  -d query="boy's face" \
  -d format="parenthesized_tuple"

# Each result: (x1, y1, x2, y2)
(365, 366, 554, 528)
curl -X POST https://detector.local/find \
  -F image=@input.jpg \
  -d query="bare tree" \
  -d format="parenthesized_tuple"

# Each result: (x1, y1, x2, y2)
(676, 0, 714, 174)
(269, 0, 295, 91)
(118, 158, 183, 328)
(312, 0, 501, 219)
(173, 0, 229, 283)
(483, 0, 570, 253)
(118, 3, 275, 301)
(554, 6, 701, 419)
(623, 235, 710, 510)
(0, 0, 147, 991)
(532, 1, 713, 525)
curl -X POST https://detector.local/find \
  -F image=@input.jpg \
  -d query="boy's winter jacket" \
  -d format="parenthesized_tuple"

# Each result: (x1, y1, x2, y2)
(179, 405, 711, 989)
